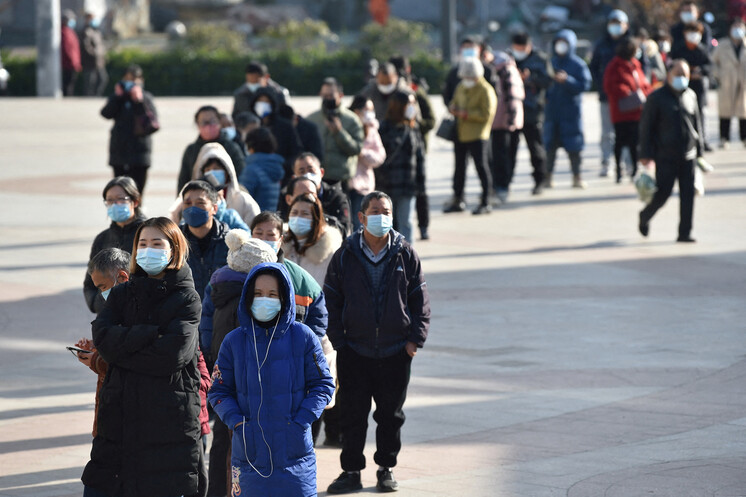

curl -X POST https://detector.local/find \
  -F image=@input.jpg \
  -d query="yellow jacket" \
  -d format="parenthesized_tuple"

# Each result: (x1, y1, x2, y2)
(451, 76, 497, 142)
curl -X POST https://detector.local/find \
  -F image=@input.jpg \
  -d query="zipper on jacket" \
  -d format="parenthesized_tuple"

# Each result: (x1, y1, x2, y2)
(312, 353, 323, 377)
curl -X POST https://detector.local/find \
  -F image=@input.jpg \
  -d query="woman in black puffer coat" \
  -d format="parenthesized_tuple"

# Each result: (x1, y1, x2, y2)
(82, 217, 203, 497)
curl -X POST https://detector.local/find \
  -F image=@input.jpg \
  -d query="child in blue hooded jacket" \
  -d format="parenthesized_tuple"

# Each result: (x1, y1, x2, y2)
(208, 262, 334, 497)
(239, 127, 286, 212)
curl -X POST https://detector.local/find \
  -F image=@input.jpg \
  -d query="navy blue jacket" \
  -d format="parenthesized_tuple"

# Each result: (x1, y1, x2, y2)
(544, 29, 592, 153)
(181, 220, 230, 300)
(515, 48, 554, 124)
(324, 229, 430, 358)
(209, 263, 334, 497)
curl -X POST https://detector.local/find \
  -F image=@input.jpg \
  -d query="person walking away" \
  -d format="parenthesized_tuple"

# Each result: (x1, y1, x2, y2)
(510, 32, 553, 197)
(80, 12, 108, 97)
(444, 57, 497, 215)
(208, 262, 334, 497)
(711, 19, 746, 148)
(638, 60, 703, 242)
(671, 21, 713, 151)
(489, 51, 526, 203)
(325, 191, 430, 494)
(101, 65, 157, 195)
(82, 217, 202, 497)
(61, 9, 81, 96)
(348, 95, 386, 232)
(378, 91, 425, 240)
(84, 176, 146, 314)
(603, 37, 653, 182)
(544, 29, 592, 189)
(238, 127, 285, 212)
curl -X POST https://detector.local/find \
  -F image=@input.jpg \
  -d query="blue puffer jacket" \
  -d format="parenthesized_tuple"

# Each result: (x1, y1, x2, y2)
(544, 29, 592, 153)
(239, 152, 285, 212)
(208, 262, 334, 497)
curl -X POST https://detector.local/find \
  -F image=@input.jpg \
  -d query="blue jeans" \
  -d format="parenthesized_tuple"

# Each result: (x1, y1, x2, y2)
(390, 194, 415, 243)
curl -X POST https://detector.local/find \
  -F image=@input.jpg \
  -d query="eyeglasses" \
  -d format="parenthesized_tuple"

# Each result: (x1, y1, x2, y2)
(104, 196, 131, 207)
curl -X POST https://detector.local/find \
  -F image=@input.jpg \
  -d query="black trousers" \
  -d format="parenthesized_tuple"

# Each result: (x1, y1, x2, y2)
(62, 69, 78, 96)
(453, 139, 492, 203)
(112, 164, 149, 195)
(719, 117, 746, 141)
(337, 346, 412, 471)
(509, 122, 547, 187)
(613, 120, 639, 180)
(490, 129, 513, 190)
(640, 158, 695, 239)
(416, 193, 429, 231)
(207, 418, 231, 497)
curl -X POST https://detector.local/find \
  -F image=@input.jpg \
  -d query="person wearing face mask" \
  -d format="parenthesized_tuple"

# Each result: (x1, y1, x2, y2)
(324, 191, 430, 494)
(170, 142, 260, 229)
(638, 59, 703, 242)
(83, 217, 203, 497)
(219, 112, 244, 155)
(283, 193, 343, 287)
(101, 65, 157, 195)
(84, 176, 146, 314)
(603, 37, 653, 183)
(234, 111, 262, 151)
(637, 27, 667, 87)
(277, 103, 325, 162)
(238, 127, 285, 212)
(377, 90, 425, 241)
(670, 1, 714, 54)
(61, 9, 81, 96)
(655, 30, 673, 65)
(178, 105, 246, 194)
(280, 172, 349, 238)
(208, 261, 333, 497)
(231, 61, 289, 122)
(445, 56, 498, 215)
(670, 22, 712, 151)
(80, 11, 108, 97)
(360, 62, 416, 123)
(544, 29, 592, 189)
(307, 78, 365, 188)
(711, 19, 746, 148)
(442, 36, 497, 107)
(179, 180, 231, 299)
(347, 95, 387, 232)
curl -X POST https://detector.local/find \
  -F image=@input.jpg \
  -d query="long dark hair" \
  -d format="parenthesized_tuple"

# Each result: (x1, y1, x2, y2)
(284, 193, 326, 255)
(103, 176, 143, 219)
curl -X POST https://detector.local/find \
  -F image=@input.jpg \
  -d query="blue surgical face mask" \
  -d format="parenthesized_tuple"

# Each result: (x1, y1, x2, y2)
(262, 239, 281, 252)
(107, 203, 131, 223)
(136, 247, 171, 276)
(607, 23, 624, 38)
(182, 206, 210, 227)
(205, 169, 227, 186)
(90, 18, 101, 29)
(223, 126, 237, 141)
(288, 216, 313, 237)
(67, 19, 76, 29)
(101, 287, 112, 300)
(251, 297, 282, 322)
(247, 82, 261, 92)
(680, 11, 696, 24)
(671, 76, 690, 91)
(365, 214, 393, 238)
(461, 47, 477, 59)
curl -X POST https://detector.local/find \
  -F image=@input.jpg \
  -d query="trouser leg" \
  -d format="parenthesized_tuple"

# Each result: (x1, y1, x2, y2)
(452, 141, 468, 200)
(600, 101, 614, 164)
(492, 129, 513, 190)
(613, 122, 624, 180)
(338, 347, 373, 472)
(208, 418, 230, 497)
(469, 139, 492, 204)
(720, 117, 731, 141)
(569, 151, 582, 176)
(640, 161, 676, 224)
(415, 192, 429, 231)
(372, 349, 412, 469)
(678, 159, 696, 238)
(739, 119, 746, 141)
(524, 122, 547, 186)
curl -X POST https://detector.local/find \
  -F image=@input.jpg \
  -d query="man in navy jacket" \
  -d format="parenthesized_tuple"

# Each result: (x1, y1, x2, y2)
(324, 191, 430, 494)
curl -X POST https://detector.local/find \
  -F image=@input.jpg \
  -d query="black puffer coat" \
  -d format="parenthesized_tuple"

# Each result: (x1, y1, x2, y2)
(83, 265, 202, 497)
(101, 91, 156, 167)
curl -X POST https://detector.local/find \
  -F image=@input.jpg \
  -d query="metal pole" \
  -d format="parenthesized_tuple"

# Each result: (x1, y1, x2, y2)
(441, 0, 456, 64)
(35, 0, 61, 98)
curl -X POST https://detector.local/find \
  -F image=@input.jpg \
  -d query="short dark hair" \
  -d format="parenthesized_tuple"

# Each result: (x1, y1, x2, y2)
(125, 64, 143, 80)
(511, 32, 530, 45)
(321, 77, 343, 93)
(286, 175, 317, 198)
(349, 94, 369, 113)
(235, 111, 260, 129)
(461, 36, 478, 46)
(360, 191, 392, 214)
(250, 211, 284, 235)
(103, 176, 143, 218)
(245, 61, 268, 75)
(295, 151, 320, 167)
(87, 248, 131, 276)
(389, 55, 410, 77)
(245, 127, 277, 154)
(182, 179, 219, 205)
(377, 62, 397, 76)
(384, 90, 410, 124)
(194, 105, 219, 123)
(683, 21, 704, 33)
(277, 104, 295, 120)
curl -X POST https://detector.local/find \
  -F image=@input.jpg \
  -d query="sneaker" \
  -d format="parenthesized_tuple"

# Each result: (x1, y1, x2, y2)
(376, 468, 399, 492)
(472, 203, 492, 215)
(327, 471, 362, 494)
(719, 140, 729, 149)
(703, 142, 713, 152)
(572, 176, 587, 189)
(531, 184, 543, 195)
(443, 199, 466, 213)
(599, 162, 609, 177)
(419, 228, 430, 241)
(677, 236, 696, 243)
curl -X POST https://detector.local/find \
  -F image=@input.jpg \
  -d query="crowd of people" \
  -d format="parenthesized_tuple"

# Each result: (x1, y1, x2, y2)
(70, 1, 742, 495)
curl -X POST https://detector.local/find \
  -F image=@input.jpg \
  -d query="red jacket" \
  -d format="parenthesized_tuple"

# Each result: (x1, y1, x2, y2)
(61, 25, 82, 72)
(603, 56, 652, 123)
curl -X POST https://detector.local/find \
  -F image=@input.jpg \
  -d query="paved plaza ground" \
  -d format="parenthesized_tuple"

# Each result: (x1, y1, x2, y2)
(0, 93, 745, 497)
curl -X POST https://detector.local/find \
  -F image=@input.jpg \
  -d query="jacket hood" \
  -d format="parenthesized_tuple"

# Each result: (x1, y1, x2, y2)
(237, 262, 296, 334)
(554, 29, 578, 55)
(492, 51, 516, 70)
(192, 142, 241, 192)
(246, 152, 286, 182)
(210, 266, 247, 308)
(247, 87, 279, 113)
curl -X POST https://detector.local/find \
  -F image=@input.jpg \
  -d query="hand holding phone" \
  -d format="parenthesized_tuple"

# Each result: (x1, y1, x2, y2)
(67, 345, 91, 356)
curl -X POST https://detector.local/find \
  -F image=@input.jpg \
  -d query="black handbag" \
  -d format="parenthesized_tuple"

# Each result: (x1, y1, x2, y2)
(618, 70, 647, 113)
(436, 116, 457, 142)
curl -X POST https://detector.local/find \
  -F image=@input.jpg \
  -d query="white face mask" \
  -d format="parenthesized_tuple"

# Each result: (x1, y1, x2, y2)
(363, 110, 376, 124)
(404, 103, 417, 120)
(254, 101, 272, 118)
(731, 27, 745, 40)
(461, 79, 476, 88)
(685, 32, 702, 45)
(555, 40, 569, 56)
(659, 40, 671, 54)
(377, 83, 395, 95)
(680, 11, 696, 24)
(512, 49, 529, 61)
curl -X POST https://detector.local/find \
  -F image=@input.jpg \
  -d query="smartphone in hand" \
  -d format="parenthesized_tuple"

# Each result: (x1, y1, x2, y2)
(67, 346, 91, 357)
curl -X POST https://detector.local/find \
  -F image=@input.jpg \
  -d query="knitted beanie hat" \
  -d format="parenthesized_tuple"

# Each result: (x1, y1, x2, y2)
(225, 229, 277, 274)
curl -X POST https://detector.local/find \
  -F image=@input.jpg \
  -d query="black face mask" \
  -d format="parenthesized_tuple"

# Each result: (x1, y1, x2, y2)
(322, 97, 337, 110)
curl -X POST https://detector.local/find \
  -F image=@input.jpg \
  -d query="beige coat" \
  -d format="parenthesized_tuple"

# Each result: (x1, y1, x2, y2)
(282, 225, 343, 287)
(712, 37, 746, 118)
(169, 142, 261, 225)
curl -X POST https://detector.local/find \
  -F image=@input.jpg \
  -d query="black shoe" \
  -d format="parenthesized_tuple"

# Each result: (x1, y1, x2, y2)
(472, 203, 491, 215)
(638, 215, 649, 237)
(531, 184, 543, 195)
(703, 142, 713, 152)
(443, 200, 466, 213)
(419, 228, 430, 241)
(328, 471, 362, 494)
(677, 236, 696, 243)
(376, 468, 399, 492)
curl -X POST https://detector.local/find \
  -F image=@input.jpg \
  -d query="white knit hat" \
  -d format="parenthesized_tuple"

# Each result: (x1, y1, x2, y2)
(225, 229, 277, 274)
